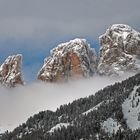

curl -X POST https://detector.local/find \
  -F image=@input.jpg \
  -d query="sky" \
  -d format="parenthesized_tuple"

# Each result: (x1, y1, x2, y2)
(0, 0, 140, 81)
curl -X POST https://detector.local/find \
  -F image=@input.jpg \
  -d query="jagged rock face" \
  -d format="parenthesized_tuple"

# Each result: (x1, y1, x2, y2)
(98, 24, 140, 75)
(0, 54, 24, 87)
(38, 38, 97, 82)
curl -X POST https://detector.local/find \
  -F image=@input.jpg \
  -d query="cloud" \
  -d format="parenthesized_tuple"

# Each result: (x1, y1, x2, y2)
(0, 0, 139, 40)
(0, 73, 136, 133)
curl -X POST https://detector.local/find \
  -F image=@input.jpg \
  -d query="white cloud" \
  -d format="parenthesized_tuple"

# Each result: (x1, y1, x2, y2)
(0, 73, 135, 133)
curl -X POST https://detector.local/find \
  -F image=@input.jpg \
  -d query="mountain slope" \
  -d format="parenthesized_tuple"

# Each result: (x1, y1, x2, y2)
(2, 73, 140, 140)
(38, 38, 97, 82)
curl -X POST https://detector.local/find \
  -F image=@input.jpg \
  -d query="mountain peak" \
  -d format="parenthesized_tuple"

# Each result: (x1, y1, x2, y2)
(38, 38, 97, 82)
(0, 54, 24, 87)
(98, 24, 140, 75)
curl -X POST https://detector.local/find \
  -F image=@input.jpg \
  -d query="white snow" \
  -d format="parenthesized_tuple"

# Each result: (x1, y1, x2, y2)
(48, 123, 70, 133)
(122, 32, 128, 39)
(82, 100, 110, 115)
(96, 133, 99, 140)
(82, 101, 104, 115)
(122, 86, 140, 130)
(102, 118, 122, 134)
(58, 115, 63, 121)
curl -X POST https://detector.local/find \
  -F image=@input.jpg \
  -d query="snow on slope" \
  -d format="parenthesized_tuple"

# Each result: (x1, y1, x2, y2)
(122, 86, 140, 130)
(82, 100, 109, 115)
(48, 123, 70, 133)
(102, 118, 122, 135)
(82, 101, 104, 115)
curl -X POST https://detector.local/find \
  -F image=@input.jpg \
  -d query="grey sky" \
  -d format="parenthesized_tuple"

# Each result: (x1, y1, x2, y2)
(0, 0, 139, 40)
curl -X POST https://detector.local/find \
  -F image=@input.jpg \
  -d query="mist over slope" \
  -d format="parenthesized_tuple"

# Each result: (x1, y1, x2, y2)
(0, 73, 135, 133)
(2, 72, 140, 140)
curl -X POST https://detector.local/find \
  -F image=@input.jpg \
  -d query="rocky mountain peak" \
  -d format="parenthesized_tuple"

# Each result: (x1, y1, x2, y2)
(38, 38, 97, 82)
(0, 54, 24, 87)
(98, 24, 140, 75)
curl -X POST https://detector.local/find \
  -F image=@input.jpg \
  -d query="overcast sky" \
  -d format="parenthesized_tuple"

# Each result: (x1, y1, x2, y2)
(0, 0, 140, 81)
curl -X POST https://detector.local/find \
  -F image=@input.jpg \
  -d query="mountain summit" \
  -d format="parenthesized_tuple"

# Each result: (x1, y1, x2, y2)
(0, 54, 24, 87)
(38, 38, 97, 82)
(98, 24, 140, 75)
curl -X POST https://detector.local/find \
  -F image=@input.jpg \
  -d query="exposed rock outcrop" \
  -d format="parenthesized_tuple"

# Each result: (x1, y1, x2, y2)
(0, 54, 24, 87)
(38, 38, 97, 82)
(98, 24, 140, 75)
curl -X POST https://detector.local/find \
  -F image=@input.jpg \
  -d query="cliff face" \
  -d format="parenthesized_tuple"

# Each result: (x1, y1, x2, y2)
(0, 54, 24, 87)
(98, 24, 140, 75)
(38, 38, 97, 82)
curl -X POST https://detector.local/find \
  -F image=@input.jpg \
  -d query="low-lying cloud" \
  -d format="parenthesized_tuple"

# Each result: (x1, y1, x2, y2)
(0, 73, 135, 133)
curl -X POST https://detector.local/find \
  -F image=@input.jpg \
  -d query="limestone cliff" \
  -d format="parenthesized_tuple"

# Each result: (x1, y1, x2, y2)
(98, 24, 140, 75)
(0, 54, 24, 87)
(38, 38, 97, 82)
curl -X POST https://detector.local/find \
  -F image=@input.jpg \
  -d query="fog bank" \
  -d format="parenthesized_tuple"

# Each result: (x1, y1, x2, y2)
(0, 73, 135, 133)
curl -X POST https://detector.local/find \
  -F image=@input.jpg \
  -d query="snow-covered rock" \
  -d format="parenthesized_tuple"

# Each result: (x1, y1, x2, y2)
(0, 54, 24, 87)
(38, 38, 97, 82)
(98, 24, 140, 76)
